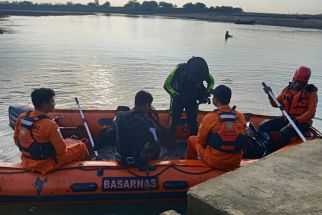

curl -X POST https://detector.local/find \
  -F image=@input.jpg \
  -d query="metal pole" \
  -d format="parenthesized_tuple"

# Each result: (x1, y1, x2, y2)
(262, 82, 307, 142)
(75, 97, 99, 158)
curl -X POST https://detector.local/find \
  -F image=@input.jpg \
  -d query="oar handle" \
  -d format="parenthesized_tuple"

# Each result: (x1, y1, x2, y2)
(75, 97, 85, 119)
(75, 97, 99, 158)
(262, 82, 281, 109)
(262, 82, 307, 142)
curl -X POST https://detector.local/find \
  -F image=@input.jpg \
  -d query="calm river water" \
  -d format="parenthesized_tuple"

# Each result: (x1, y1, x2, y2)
(0, 14, 321, 214)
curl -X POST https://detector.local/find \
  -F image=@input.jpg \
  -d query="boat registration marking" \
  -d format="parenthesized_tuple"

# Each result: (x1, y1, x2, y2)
(102, 177, 158, 191)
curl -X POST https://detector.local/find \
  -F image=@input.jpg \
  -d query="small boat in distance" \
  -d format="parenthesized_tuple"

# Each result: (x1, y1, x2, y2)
(235, 19, 256, 25)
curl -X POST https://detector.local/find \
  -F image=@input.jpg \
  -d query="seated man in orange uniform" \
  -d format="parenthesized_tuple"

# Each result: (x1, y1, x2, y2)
(14, 88, 91, 174)
(186, 85, 246, 170)
(259, 66, 318, 153)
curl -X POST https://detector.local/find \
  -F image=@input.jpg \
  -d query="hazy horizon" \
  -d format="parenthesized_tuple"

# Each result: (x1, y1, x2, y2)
(12, 0, 322, 14)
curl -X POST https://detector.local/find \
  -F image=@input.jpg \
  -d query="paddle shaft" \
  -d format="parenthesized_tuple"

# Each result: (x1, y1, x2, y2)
(75, 97, 98, 157)
(262, 82, 307, 142)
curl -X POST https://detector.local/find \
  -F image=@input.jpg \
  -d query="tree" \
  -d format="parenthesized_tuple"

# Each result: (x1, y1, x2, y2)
(20, 1, 33, 5)
(209, 6, 215, 12)
(124, 0, 141, 8)
(87, 2, 97, 7)
(183, 2, 193, 11)
(183, 2, 208, 12)
(101, 1, 110, 7)
(141, 1, 158, 11)
(194, 2, 206, 11)
(94, 0, 99, 6)
(158, 1, 174, 10)
(214, 6, 243, 13)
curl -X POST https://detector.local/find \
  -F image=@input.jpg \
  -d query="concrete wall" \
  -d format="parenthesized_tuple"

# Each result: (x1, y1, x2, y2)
(187, 139, 322, 215)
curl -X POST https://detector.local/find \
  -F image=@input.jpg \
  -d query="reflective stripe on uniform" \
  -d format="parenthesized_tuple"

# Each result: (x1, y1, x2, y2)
(149, 127, 158, 142)
(220, 114, 236, 120)
(21, 119, 34, 126)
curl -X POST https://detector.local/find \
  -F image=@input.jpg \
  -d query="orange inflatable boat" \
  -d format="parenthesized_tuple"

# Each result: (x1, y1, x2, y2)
(1, 105, 320, 203)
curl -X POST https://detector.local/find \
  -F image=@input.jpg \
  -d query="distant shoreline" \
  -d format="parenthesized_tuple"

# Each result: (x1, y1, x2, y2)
(0, 9, 93, 16)
(1, 9, 322, 30)
(162, 13, 322, 30)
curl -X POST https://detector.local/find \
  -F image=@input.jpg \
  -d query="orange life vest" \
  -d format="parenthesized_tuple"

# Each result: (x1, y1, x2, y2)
(206, 111, 244, 153)
(17, 112, 56, 160)
(280, 84, 315, 119)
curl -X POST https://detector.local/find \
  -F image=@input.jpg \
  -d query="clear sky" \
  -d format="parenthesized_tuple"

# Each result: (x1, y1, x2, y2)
(27, 0, 322, 14)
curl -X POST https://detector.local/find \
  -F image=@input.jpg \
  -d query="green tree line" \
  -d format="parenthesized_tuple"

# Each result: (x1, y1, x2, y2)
(0, 0, 243, 14)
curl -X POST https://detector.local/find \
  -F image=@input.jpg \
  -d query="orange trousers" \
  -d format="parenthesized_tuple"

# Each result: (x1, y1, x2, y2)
(21, 138, 91, 175)
(186, 136, 242, 170)
(186, 136, 204, 159)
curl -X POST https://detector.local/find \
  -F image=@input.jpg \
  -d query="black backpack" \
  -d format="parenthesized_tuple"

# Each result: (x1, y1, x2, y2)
(114, 111, 159, 167)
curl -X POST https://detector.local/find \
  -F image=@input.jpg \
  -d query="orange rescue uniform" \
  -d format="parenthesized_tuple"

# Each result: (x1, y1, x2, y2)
(14, 111, 90, 174)
(186, 105, 246, 170)
(269, 85, 318, 124)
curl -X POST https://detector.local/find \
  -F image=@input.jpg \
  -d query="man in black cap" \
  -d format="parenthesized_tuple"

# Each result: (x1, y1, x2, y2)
(163, 57, 214, 145)
(186, 85, 246, 170)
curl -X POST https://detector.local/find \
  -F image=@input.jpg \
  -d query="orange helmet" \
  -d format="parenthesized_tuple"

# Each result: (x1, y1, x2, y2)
(293, 66, 311, 82)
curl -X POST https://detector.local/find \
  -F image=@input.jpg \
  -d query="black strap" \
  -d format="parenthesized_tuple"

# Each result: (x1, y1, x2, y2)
(19, 112, 55, 161)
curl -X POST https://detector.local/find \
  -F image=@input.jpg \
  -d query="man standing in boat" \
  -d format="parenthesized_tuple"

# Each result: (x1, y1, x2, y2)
(186, 85, 246, 170)
(260, 66, 318, 153)
(14, 88, 91, 174)
(164, 57, 214, 144)
(114, 90, 160, 167)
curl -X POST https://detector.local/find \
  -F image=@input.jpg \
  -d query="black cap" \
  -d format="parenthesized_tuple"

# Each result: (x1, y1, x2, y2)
(209, 85, 231, 105)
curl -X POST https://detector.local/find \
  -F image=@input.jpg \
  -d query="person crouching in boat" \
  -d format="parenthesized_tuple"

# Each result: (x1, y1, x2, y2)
(114, 90, 161, 167)
(259, 66, 318, 153)
(186, 85, 247, 170)
(14, 88, 91, 175)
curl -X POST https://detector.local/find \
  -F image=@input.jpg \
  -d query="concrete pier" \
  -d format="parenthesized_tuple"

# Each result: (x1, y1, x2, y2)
(160, 210, 181, 215)
(187, 139, 322, 215)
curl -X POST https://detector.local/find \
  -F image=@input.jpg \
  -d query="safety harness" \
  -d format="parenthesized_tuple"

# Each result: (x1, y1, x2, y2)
(17, 112, 56, 161)
(206, 110, 244, 153)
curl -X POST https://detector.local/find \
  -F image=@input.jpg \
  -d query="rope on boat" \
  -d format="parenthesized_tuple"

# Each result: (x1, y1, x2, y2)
(124, 165, 172, 177)
(124, 164, 228, 177)
(0, 170, 30, 174)
(0, 163, 226, 176)
(171, 165, 227, 175)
